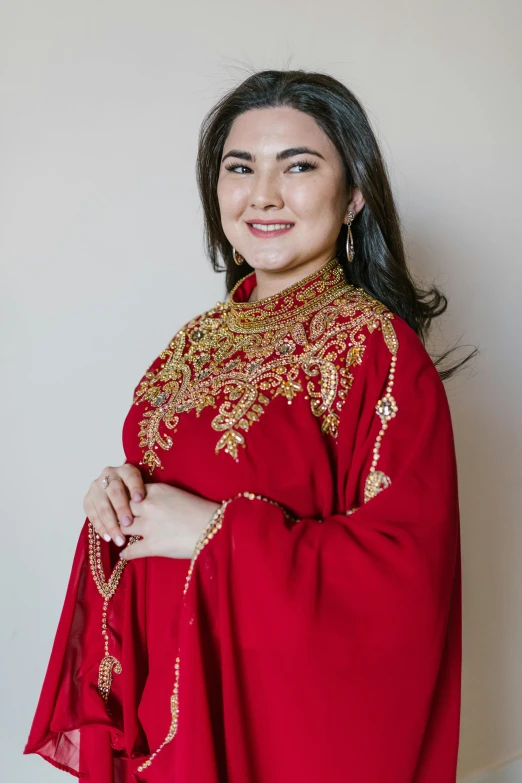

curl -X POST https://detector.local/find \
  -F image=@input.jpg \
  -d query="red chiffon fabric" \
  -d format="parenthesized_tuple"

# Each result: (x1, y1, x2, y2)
(25, 259, 461, 782)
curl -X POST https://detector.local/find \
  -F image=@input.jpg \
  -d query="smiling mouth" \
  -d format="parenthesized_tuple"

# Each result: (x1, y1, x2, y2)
(246, 222, 295, 237)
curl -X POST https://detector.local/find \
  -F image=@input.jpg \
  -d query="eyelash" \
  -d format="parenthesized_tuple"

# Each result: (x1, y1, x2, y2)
(224, 159, 318, 174)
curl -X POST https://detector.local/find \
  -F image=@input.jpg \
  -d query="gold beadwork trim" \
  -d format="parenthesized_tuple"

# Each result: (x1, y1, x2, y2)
(228, 255, 339, 309)
(87, 523, 139, 701)
(363, 351, 399, 503)
(137, 491, 296, 772)
(226, 256, 350, 334)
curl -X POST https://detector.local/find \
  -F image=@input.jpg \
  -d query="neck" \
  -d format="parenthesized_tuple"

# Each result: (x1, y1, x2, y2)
(248, 256, 337, 302)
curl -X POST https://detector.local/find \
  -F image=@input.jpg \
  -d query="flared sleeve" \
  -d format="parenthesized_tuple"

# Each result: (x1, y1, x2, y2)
(141, 319, 462, 783)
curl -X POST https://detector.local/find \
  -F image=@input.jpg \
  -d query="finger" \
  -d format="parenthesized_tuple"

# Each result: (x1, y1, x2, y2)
(106, 478, 135, 528)
(128, 498, 144, 517)
(121, 518, 146, 537)
(119, 539, 148, 561)
(92, 495, 125, 547)
(83, 494, 112, 543)
(118, 464, 146, 502)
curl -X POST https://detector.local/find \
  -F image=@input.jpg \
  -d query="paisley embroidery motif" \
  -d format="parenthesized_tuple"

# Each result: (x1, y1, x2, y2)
(132, 258, 398, 474)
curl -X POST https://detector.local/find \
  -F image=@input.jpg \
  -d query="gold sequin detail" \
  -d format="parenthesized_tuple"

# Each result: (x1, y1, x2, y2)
(87, 523, 139, 701)
(225, 256, 347, 333)
(133, 258, 398, 474)
(363, 351, 399, 503)
(137, 491, 295, 772)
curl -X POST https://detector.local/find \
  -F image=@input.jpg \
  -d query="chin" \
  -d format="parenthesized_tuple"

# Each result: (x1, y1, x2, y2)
(246, 255, 302, 273)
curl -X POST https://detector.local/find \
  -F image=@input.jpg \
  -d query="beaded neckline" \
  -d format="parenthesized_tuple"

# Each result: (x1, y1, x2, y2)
(226, 256, 352, 334)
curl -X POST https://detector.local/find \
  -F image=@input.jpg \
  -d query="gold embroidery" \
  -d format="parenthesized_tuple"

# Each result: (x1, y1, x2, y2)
(137, 491, 296, 772)
(133, 258, 398, 474)
(225, 256, 348, 333)
(87, 523, 139, 701)
(98, 655, 122, 700)
(363, 352, 399, 503)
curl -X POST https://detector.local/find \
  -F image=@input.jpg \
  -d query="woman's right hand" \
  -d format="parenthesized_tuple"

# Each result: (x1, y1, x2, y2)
(83, 464, 146, 546)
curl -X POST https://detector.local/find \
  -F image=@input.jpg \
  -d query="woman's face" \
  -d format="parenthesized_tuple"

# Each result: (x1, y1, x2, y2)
(217, 105, 362, 276)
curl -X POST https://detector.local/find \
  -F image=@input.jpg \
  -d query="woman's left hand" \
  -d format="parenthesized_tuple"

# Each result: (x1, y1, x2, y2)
(119, 483, 220, 561)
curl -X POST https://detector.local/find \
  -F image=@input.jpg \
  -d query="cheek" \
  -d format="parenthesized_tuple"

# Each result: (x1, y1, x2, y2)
(217, 177, 249, 216)
(287, 180, 341, 223)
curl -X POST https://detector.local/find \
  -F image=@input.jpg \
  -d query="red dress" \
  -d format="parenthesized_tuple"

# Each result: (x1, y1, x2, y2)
(25, 257, 462, 782)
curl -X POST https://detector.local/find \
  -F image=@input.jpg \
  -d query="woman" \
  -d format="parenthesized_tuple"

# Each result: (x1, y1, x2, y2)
(25, 69, 465, 782)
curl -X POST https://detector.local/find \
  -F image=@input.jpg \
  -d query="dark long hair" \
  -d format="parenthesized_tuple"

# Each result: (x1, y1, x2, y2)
(195, 69, 476, 380)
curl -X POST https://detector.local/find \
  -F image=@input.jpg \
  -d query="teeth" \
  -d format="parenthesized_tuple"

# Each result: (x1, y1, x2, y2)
(250, 223, 293, 232)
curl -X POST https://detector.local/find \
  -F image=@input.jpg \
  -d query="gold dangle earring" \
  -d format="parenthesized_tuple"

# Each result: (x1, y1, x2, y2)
(232, 247, 245, 266)
(345, 211, 356, 263)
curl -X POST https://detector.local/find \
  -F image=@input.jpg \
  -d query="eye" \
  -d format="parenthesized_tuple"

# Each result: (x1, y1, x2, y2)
(223, 163, 252, 174)
(287, 160, 318, 173)
(225, 163, 248, 171)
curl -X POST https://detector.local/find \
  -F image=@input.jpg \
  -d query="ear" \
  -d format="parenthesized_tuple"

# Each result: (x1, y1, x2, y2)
(345, 187, 365, 219)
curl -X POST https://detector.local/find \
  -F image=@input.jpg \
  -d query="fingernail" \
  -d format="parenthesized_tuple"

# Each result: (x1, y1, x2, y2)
(133, 492, 143, 502)
(103, 534, 111, 543)
(115, 535, 125, 546)
(122, 515, 132, 527)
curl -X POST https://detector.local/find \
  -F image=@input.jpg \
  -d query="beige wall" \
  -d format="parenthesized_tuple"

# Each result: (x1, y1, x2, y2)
(1, 1, 521, 780)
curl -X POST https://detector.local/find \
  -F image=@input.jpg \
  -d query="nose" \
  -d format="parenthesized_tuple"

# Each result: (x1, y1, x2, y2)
(249, 170, 284, 210)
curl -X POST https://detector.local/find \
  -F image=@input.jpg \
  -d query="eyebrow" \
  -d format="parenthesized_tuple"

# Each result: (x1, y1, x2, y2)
(221, 146, 326, 164)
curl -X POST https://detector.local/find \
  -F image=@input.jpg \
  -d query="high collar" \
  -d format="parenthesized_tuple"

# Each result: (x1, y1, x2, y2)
(226, 257, 351, 334)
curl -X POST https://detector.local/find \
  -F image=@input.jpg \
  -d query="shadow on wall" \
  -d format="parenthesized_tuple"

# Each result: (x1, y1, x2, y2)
(409, 237, 519, 780)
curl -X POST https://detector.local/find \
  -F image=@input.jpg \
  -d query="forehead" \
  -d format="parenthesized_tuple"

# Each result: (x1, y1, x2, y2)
(224, 106, 335, 155)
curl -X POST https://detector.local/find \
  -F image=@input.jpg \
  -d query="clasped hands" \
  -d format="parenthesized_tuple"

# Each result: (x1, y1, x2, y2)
(83, 463, 220, 561)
